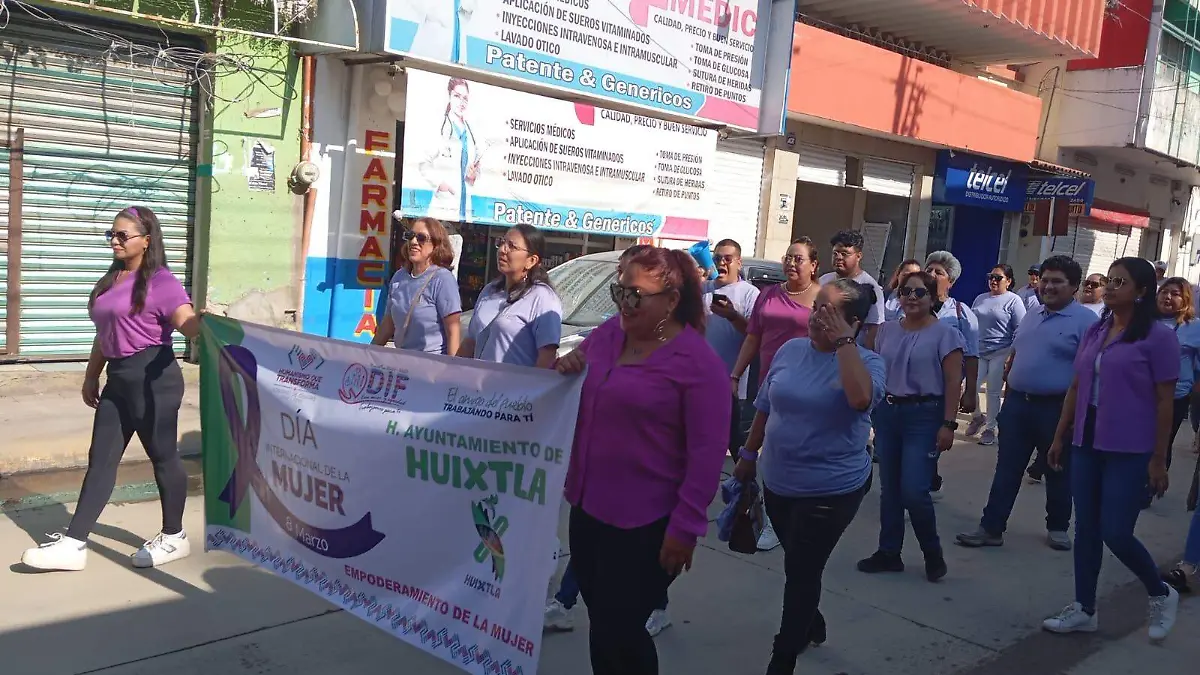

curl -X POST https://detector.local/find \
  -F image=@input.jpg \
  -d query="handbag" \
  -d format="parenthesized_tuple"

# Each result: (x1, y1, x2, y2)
(728, 480, 765, 555)
(395, 272, 436, 347)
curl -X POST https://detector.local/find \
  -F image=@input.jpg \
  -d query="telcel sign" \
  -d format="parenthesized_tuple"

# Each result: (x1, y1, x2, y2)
(936, 151, 1027, 211)
(1025, 177, 1095, 215)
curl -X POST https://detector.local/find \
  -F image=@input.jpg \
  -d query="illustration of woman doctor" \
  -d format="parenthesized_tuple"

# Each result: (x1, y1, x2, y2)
(403, 0, 475, 63)
(419, 77, 486, 223)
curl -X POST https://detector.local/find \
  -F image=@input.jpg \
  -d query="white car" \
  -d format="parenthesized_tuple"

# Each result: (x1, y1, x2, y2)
(460, 250, 785, 357)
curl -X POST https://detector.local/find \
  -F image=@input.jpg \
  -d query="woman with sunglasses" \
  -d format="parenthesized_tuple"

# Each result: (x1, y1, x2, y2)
(884, 259, 922, 321)
(965, 264, 1026, 446)
(1043, 258, 1181, 642)
(1145, 277, 1200, 508)
(372, 217, 461, 355)
(22, 206, 199, 572)
(857, 271, 964, 583)
(729, 238, 821, 550)
(459, 223, 561, 368)
(554, 247, 729, 675)
(1080, 273, 1107, 316)
(733, 279, 884, 673)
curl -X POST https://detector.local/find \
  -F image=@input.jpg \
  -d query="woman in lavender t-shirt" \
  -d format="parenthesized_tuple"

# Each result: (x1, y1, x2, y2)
(21, 206, 199, 573)
(1043, 257, 1182, 642)
(372, 217, 462, 355)
(857, 271, 964, 583)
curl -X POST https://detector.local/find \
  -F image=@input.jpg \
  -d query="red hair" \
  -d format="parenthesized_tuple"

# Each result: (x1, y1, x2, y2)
(625, 247, 706, 333)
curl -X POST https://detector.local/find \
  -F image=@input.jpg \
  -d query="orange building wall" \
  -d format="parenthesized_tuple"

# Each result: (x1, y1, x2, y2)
(965, 0, 1105, 58)
(787, 23, 1043, 162)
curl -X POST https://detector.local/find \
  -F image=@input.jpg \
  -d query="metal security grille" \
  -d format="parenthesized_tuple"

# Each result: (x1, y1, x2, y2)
(708, 139, 765, 252)
(0, 11, 199, 358)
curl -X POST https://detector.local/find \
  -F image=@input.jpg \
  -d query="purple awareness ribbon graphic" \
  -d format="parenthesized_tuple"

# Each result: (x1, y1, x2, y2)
(217, 345, 386, 559)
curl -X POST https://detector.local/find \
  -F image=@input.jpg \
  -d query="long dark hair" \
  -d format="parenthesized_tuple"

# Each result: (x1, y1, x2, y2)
(89, 206, 168, 315)
(1104, 257, 1158, 343)
(626, 247, 706, 333)
(992, 263, 1016, 286)
(493, 223, 552, 303)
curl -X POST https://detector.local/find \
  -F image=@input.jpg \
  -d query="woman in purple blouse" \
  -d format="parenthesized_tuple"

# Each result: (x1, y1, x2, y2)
(554, 246, 730, 675)
(1043, 257, 1181, 642)
(21, 206, 199, 573)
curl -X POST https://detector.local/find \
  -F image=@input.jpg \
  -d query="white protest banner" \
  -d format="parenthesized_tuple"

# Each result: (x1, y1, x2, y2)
(399, 68, 717, 238)
(199, 316, 582, 675)
(383, 0, 768, 129)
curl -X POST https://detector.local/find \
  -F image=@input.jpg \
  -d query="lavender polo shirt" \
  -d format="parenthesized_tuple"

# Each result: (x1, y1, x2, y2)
(1071, 319, 1180, 453)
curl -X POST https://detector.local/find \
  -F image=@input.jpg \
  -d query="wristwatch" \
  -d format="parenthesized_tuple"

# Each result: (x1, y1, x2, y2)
(834, 336, 856, 348)
(942, 420, 959, 431)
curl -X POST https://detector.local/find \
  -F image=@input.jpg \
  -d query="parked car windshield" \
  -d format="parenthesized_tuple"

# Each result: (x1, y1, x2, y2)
(549, 258, 620, 328)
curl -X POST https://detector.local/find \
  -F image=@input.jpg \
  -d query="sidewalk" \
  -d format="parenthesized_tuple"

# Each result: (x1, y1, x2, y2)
(0, 437, 1196, 675)
(0, 362, 201, 475)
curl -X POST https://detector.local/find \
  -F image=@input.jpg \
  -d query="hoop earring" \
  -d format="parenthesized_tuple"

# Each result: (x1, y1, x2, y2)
(654, 318, 668, 342)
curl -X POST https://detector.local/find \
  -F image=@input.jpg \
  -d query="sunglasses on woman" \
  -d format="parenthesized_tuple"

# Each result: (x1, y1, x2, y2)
(897, 286, 929, 299)
(401, 230, 432, 245)
(987, 274, 1005, 283)
(1083, 280, 1103, 290)
(104, 230, 144, 244)
(609, 283, 669, 309)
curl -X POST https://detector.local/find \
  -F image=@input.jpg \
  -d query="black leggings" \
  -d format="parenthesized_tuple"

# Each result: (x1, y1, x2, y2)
(570, 507, 673, 675)
(764, 484, 866, 659)
(68, 346, 187, 540)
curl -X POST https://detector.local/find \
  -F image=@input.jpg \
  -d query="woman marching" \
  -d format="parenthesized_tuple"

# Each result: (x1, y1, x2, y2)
(857, 271, 964, 582)
(555, 247, 730, 675)
(22, 206, 199, 571)
(966, 264, 1026, 446)
(1080, 273, 1108, 316)
(458, 224, 562, 368)
(372, 217, 462, 355)
(734, 279, 885, 674)
(884, 259, 922, 322)
(1042, 258, 1181, 642)
(1144, 277, 1200, 508)
(729, 237, 822, 551)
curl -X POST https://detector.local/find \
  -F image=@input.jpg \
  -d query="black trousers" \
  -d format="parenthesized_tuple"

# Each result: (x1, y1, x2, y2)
(570, 506, 673, 675)
(68, 346, 187, 540)
(763, 484, 866, 658)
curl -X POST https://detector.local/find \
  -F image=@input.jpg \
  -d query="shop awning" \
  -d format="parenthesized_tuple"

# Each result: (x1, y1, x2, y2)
(1028, 160, 1091, 179)
(656, 217, 710, 242)
(1080, 199, 1150, 229)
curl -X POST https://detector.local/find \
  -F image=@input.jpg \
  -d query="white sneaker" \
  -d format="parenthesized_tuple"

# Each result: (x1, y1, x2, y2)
(543, 599, 574, 632)
(645, 609, 672, 637)
(1148, 586, 1179, 642)
(965, 415, 986, 437)
(757, 518, 781, 551)
(1042, 603, 1098, 634)
(21, 533, 87, 571)
(131, 531, 191, 569)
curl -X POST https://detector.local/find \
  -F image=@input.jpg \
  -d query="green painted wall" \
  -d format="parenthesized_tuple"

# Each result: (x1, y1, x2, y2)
(204, 36, 302, 328)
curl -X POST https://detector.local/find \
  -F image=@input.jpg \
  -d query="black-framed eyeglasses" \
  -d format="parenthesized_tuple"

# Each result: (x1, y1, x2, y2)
(104, 230, 144, 244)
(987, 274, 1005, 283)
(609, 283, 669, 309)
(897, 286, 929, 299)
(402, 230, 432, 245)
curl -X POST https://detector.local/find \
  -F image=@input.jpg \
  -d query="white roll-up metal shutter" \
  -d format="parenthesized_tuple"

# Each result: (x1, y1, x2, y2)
(0, 11, 199, 358)
(1050, 226, 1078, 258)
(708, 139, 765, 253)
(1053, 221, 1144, 278)
(798, 144, 847, 187)
(863, 158, 915, 198)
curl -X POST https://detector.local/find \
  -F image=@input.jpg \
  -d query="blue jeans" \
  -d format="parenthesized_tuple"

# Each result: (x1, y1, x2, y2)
(556, 560, 669, 612)
(980, 393, 1072, 534)
(1072, 408, 1167, 612)
(874, 398, 943, 554)
(1185, 508, 1200, 567)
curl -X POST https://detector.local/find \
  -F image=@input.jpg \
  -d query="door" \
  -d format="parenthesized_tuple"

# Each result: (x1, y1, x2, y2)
(0, 11, 200, 358)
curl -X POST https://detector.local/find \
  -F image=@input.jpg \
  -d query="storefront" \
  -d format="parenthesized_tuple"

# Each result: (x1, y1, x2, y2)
(790, 139, 919, 281)
(303, 64, 723, 338)
(1047, 200, 1147, 277)
(932, 151, 1030, 302)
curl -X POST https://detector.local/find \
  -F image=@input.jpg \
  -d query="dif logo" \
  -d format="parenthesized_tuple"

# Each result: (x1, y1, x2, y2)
(338, 363, 409, 408)
(966, 163, 1012, 195)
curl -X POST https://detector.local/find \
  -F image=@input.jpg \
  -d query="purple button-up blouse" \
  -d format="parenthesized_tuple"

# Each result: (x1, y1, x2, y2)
(1071, 318, 1180, 453)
